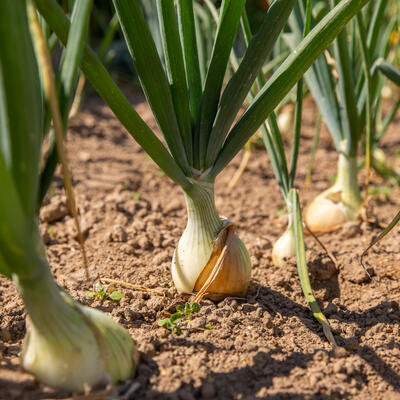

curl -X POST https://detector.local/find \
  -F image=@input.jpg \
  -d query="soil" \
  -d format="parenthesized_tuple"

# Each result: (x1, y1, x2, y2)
(1, 89, 400, 400)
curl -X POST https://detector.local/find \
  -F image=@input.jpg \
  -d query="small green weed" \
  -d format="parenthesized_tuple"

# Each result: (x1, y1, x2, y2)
(87, 284, 124, 304)
(46, 225, 57, 238)
(276, 207, 286, 217)
(368, 185, 393, 196)
(158, 302, 201, 336)
(132, 191, 141, 200)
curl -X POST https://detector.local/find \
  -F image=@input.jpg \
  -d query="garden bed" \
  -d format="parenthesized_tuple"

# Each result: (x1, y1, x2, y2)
(1, 90, 400, 400)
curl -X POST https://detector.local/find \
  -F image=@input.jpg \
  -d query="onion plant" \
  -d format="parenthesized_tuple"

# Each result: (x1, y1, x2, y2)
(255, 2, 336, 345)
(0, 0, 138, 391)
(286, 0, 399, 234)
(35, 0, 371, 300)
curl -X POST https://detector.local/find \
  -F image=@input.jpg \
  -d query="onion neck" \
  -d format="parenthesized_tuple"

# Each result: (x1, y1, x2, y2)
(172, 180, 222, 293)
(334, 153, 362, 216)
(184, 180, 222, 244)
(14, 259, 88, 343)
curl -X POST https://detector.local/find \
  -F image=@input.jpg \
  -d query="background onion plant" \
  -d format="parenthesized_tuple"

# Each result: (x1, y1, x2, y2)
(286, 0, 400, 234)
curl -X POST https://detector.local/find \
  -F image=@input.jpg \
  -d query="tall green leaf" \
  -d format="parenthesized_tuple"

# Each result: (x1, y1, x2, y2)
(197, 0, 245, 169)
(210, 0, 371, 178)
(377, 59, 400, 86)
(289, 0, 313, 188)
(331, 10, 360, 157)
(205, 0, 297, 169)
(113, 0, 190, 174)
(290, 188, 336, 347)
(39, 0, 93, 205)
(0, 0, 42, 221)
(0, 150, 39, 279)
(366, 0, 388, 58)
(157, 0, 193, 165)
(0, 0, 44, 278)
(286, 4, 343, 149)
(35, 0, 193, 193)
(177, 0, 202, 124)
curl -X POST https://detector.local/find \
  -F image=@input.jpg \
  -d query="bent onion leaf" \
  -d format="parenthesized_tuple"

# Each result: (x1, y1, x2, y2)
(290, 189, 337, 348)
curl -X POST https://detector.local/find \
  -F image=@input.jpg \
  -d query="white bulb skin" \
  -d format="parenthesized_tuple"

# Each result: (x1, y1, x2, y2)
(171, 180, 251, 298)
(305, 151, 361, 233)
(272, 227, 296, 267)
(16, 269, 138, 393)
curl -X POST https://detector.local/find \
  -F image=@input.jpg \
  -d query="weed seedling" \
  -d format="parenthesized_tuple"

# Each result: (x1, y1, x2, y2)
(158, 302, 201, 336)
(132, 191, 141, 201)
(87, 284, 124, 304)
(47, 225, 57, 238)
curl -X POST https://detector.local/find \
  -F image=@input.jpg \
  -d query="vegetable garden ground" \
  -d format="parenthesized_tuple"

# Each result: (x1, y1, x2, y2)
(1, 89, 400, 400)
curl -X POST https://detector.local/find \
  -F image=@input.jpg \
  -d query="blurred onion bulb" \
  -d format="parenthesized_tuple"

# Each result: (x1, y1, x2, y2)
(272, 219, 296, 267)
(18, 271, 139, 392)
(305, 152, 362, 233)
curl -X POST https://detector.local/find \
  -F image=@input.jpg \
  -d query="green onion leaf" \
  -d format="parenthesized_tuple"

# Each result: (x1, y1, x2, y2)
(113, 0, 190, 174)
(211, 0, 372, 178)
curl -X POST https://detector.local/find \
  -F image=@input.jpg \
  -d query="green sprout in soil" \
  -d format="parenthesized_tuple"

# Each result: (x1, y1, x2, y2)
(158, 302, 202, 336)
(132, 191, 141, 201)
(47, 225, 57, 238)
(367, 185, 394, 197)
(87, 284, 124, 304)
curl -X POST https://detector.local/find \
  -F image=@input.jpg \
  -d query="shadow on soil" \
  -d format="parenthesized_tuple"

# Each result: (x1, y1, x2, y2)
(134, 284, 400, 399)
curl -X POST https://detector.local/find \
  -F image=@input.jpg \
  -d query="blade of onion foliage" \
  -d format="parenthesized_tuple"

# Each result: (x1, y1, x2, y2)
(157, 0, 193, 165)
(205, 0, 297, 169)
(0, 0, 44, 274)
(260, 128, 289, 204)
(290, 189, 337, 348)
(284, 20, 342, 151)
(210, 0, 372, 179)
(197, 0, 245, 170)
(236, 11, 291, 201)
(0, 0, 42, 223)
(289, 0, 312, 188)
(0, 150, 40, 279)
(34, 0, 193, 193)
(177, 0, 202, 124)
(113, 0, 190, 175)
(367, 0, 389, 59)
(97, 14, 120, 61)
(376, 59, 400, 86)
(356, 13, 373, 203)
(356, 3, 394, 121)
(305, 113, 322, 186)
(38, 0, 93, 206)
(193, 3, 210, 84)
(330, 0, 360, 158)
(29, 1, 90, 280)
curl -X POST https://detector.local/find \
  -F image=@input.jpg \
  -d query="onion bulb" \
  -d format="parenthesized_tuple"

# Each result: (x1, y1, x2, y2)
(305, 153, 361, 233)
(277, 104, 294, 138)
(272, 221, 296, 267)
(172, 180, 251, 300)
(16, 268, 138, 392)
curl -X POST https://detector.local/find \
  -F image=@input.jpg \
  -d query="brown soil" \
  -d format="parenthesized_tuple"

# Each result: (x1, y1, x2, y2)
(1, 90, 400, 400)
